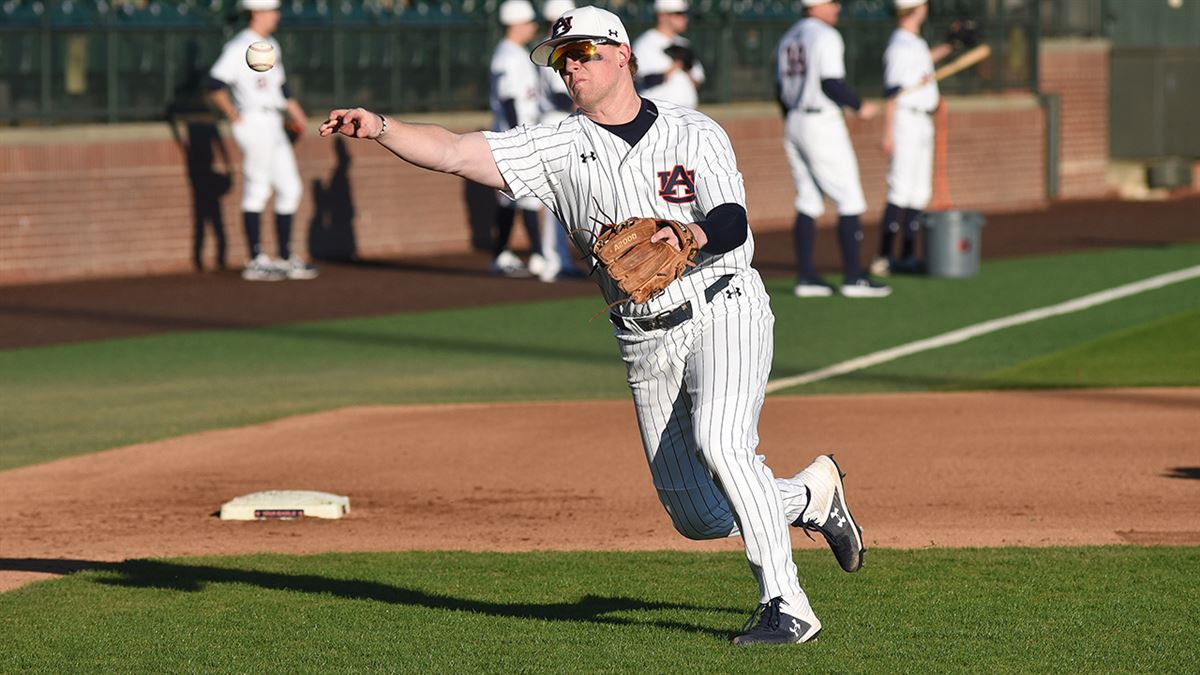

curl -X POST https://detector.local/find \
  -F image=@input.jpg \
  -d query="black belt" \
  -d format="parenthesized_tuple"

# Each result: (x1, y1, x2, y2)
(610, 274, 734, 332)
(802, 107, 826, 114)
(902, 107, 935, 115)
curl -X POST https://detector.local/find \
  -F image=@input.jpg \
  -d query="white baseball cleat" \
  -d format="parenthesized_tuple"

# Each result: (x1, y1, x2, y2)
(793, 278, 835, 298)
(490, 250, 532, 278)
(841, 277, 892, 298)
(241, 253, 287, 281)
(791, 454, 865, 572)
(280, 255, 319, 280)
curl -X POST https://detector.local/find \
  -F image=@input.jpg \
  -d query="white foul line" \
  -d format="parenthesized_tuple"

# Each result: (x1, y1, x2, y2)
(766, 265, 1200, 394)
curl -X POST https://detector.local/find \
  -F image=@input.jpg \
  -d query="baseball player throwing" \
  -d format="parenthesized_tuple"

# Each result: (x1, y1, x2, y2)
(208, 0, 317, 281)
(777, 0, 890, 298)
(320, 5, 864, 646)
(874, 0, 960, 276)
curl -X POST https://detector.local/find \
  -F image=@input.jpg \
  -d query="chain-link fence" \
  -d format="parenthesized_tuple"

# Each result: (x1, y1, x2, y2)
(1, 0, 1060, 125)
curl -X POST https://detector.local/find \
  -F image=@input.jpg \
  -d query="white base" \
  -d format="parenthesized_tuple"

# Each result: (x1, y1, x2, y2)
(219, 490, 350, 521)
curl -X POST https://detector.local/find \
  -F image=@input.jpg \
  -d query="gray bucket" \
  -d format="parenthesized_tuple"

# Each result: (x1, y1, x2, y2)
(922, 210, 986, 278)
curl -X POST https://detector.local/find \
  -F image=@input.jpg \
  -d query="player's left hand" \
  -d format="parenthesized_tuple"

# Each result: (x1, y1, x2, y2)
(651, 222, 708, 251)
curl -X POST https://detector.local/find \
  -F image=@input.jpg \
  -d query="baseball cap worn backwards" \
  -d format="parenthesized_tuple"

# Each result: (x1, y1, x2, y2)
(240, 0, 280, 10)
(530, 6, 630, 66)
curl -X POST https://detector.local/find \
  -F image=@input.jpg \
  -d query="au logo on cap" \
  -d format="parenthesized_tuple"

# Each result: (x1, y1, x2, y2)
(552, 16, 573, 37)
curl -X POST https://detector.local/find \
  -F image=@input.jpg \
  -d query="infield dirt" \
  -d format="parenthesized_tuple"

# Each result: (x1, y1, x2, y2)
(2, 388, 1197, 592)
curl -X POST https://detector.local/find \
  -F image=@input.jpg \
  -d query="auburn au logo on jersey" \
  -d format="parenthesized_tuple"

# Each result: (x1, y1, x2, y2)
(657, 165, 697, 204)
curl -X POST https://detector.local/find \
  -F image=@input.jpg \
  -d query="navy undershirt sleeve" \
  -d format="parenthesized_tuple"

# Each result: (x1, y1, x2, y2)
(694, 203, 748, 254)
(639, 73, 667, 90)
(500, 99, 518, 129)
(549, 92, 573, 112)
(883, 84, 901, 99)
(206, 76, 227, 92)
(282, 82, 293, 99)
(821, 78, 862, 111)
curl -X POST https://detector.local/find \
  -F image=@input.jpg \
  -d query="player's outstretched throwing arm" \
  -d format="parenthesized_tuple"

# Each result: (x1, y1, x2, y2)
(319, 108, 505, 191)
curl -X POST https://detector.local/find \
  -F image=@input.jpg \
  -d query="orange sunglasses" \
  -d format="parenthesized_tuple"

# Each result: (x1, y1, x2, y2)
(549, 40, 611, 72)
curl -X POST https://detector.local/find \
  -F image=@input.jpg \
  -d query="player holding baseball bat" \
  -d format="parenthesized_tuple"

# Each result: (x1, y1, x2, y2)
(873, 0, 986, 276)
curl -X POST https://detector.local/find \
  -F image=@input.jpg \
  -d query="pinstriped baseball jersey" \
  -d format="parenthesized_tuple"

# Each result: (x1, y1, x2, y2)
(484, 99, 751, 318)
(487, 95, 815, 609)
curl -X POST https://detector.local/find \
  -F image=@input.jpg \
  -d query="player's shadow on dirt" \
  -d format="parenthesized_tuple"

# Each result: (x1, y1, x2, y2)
(1164, 467, 1200, 480)
(1, 558, 739, 639)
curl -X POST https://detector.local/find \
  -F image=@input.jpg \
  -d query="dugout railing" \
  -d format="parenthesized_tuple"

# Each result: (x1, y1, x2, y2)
(0, 0, 1078, 125)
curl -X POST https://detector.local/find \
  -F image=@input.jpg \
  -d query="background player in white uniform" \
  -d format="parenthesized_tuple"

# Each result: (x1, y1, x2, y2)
(533, 0, 583, 282)
(873, 0, 956, 276)
(632, 0, 705, 109)
(488, 0, 546, 277)
(320, 5, 864, 646)
(208, 0, 317, 281)
(776, 0, 889, 298)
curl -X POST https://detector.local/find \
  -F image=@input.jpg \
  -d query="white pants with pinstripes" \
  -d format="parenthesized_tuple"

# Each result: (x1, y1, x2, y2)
(616, 270, 813, 605)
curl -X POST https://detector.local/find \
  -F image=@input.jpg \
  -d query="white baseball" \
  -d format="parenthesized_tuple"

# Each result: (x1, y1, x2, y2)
(246, 41, 276, 72)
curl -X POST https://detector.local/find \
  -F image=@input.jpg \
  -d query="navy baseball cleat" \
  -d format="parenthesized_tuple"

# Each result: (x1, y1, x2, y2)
(792, 454, 865, 573)
(731, 597, 822, 646)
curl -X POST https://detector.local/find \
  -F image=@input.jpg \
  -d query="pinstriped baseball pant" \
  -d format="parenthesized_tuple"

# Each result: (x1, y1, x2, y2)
(617, 272, 812, 604)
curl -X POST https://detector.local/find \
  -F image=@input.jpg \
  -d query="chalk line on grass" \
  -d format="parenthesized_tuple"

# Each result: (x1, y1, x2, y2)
(766, 265, 1200, 393)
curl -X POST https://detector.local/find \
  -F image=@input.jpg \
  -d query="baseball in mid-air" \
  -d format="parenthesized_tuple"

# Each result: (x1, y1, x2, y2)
(245, 41, 276, 72)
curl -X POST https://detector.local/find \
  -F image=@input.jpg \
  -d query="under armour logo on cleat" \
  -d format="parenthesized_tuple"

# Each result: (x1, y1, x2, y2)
(829, 506, 847, 529)
(581, 151, 597, 162)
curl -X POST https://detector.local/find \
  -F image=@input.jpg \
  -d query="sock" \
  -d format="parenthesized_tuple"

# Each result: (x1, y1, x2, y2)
(879, 202, 903, 259)
(275, 213, 293, 260)
(780, 591, 814, 619)
(493, 204, 516, 257)
(901, 208, 922, 260)
(837, 215, 863, 282)
(521, 209, 542, 255)
(792, 212, 817, 281)
(243, 211, 262, 258)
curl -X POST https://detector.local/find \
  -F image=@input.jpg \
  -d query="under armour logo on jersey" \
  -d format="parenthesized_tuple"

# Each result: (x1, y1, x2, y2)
(581, 151, 597, 163)
(725, 287, 742, 299)
(657, 165, 697, 204)
(551, 17, 572, 37)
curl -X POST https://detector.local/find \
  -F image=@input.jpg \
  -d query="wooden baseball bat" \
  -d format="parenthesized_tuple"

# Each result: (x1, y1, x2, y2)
(898, 44, 991, 96)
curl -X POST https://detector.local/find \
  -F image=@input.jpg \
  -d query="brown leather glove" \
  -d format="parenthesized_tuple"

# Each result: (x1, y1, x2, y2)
(592, 217, 699, 305)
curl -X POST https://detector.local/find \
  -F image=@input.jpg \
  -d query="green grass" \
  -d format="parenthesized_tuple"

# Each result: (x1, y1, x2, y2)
(983, 309, 1200, 388)
(1, 244, 1198, 469)
(1, 549, 1196, 673)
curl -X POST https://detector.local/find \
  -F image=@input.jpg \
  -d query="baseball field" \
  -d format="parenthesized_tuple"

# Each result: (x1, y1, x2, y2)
(1, 198, 1198, 672)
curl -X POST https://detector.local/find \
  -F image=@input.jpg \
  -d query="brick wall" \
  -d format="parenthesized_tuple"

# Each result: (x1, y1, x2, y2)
(1039, 39, 1112, 199)
(6, 43, 1110, 287)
